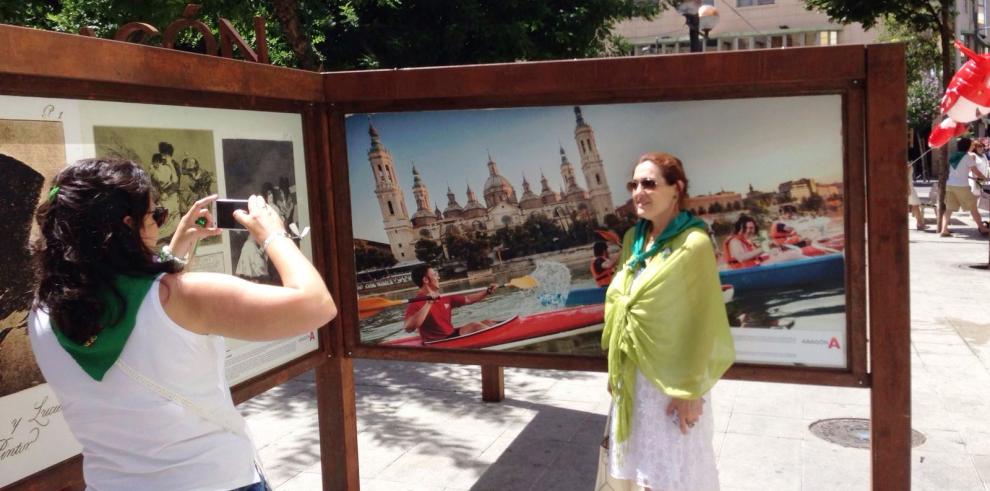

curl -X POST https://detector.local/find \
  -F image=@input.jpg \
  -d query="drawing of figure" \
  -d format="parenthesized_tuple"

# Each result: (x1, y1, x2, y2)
(178, 156, 214, 214)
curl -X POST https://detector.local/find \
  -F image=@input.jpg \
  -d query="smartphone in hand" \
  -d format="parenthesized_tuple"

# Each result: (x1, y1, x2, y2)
(214, 199, 249, 229)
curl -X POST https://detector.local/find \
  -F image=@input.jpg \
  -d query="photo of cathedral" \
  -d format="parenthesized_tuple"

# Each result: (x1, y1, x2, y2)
(364, 106, 614, 262)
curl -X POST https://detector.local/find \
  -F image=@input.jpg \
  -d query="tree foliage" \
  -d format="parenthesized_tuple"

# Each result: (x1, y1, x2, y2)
(1, 1, 661, 71)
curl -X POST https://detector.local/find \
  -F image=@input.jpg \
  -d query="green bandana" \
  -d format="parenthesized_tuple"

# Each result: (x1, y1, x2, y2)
(626, 211, 708, 271)
(949, 151, 966, 170)
(52, 274, 157, 381)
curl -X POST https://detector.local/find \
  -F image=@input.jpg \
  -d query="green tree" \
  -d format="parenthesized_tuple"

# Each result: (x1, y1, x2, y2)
(354, 247, 396, 271)
(414, 238, 444, 264)
(0, 1, 662, 71)
(803, 0, 957, 215)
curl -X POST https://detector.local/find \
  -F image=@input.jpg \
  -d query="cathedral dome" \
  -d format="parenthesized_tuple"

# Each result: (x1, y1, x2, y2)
(482, 155, 517, 207)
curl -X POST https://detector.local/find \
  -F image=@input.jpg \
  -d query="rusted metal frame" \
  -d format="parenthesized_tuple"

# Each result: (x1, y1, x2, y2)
(319, 108, 361, 491)
(0, 24, 321, 103)
(864, 44, 911, 491)
(844, 86, 870, 383)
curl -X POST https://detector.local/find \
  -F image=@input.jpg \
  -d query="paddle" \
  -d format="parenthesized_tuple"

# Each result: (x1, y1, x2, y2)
(357, 275, 539, 319)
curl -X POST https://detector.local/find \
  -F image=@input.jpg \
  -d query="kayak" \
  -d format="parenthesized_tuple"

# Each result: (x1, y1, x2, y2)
(718, 253, 844, 293)
(382, 304, 605, 349)
(565, 284, 735, 307)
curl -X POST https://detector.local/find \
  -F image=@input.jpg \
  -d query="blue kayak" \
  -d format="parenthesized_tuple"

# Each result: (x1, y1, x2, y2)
(565, 253, 844, 306)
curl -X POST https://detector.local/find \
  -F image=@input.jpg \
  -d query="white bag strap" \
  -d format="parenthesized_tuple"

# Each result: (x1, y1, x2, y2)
(115, 360, 268, 486)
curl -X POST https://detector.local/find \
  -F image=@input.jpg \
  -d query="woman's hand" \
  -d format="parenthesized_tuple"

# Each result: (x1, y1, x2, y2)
(667, 397, 704, 435)
(234, 194, 286, 245)
(169, 194, 221, 258)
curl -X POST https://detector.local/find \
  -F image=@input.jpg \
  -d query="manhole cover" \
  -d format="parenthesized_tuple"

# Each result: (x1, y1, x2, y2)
(808, 418, 926, 449)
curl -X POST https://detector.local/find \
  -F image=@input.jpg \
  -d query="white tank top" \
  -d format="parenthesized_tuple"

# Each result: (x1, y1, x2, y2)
(28, 275, 259, 491)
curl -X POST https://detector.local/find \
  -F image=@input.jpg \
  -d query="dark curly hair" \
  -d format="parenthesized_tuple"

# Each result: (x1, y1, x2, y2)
(33, 159, 181, 344)
(732, 214, 759, 235)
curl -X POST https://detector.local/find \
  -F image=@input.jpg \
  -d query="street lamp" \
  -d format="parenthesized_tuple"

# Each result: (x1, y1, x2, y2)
(677, 1, 719, 53)
(698, 5, 720, 50)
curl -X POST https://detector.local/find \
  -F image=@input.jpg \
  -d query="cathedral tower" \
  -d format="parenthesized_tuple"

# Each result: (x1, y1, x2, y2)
(410, 165, 438, 227)
(368, 123, 415, 262)
(574, 106, 613, 222)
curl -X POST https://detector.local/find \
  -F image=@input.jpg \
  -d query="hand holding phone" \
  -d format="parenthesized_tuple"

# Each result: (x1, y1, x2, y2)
(215, 199, 250, 230)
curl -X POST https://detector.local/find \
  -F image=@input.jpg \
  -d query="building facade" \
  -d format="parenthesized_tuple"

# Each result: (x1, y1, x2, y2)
(366, 107, 616, 262)
(613, 0, 878, 56)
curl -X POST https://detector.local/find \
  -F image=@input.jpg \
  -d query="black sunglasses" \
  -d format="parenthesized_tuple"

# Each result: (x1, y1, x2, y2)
(151, 206, 169, 227)
(626, 178, 658, 192)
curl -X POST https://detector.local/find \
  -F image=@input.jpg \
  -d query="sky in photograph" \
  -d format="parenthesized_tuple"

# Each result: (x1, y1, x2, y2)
(345, 95, 843, 243)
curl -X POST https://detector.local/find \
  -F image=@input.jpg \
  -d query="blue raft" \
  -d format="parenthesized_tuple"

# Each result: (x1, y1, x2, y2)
(565, 253, 845, 306)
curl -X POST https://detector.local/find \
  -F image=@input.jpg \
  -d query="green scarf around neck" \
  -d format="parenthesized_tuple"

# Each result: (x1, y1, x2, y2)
(949, 151, 966, 170)
(602, 217, 735, 445)
(52, 274, 157, 381)
(626, 212, 707, 271)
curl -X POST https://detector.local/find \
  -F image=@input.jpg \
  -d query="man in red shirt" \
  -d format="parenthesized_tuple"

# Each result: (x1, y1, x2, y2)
(403, 265, 497, 342)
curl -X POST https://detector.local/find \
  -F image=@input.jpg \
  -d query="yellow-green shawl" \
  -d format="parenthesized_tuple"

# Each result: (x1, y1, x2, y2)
(602, 223, 735, 443)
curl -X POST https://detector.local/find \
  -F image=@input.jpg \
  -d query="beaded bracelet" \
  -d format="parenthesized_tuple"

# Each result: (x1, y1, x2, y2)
(261, 231, 289, 254)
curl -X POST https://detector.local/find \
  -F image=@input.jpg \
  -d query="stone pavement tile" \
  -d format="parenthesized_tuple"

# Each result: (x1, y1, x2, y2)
(912, 331, 974, 345)
(568, 412, 607, 448)
(256, 428, 322, 488)
(962, 431, 990, 456)
(799, 438, 869, 491)
(358, 478, 442, 491)
(973, 455, 990, 486)
(801, 401, 870, 422)
(343, 431, 417, 479)
(275, 471, 321, 491)
(912, 428, 969, 456)
(912, 451, 985, 491)
(540, 379, 613, 403)
(725, 413, 808, 440)
(717, 433, 802, 490)
(462, 436, 564, 490)
(917, 352, 984, 369)
(913, 341, 976, 355)
(498, 403, 596, 443)
(529, 440, 600, 491)
(374, 437, 491, 488)
(791, 384, 869, 405)
(729, 387, 805, 420)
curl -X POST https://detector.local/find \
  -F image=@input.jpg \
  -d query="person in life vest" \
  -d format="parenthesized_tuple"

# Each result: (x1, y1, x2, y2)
(769, 205, 808, 249)
(722, 214, 769, 269)
(403, 264, 497, 342)
(590, 241, 617, 287)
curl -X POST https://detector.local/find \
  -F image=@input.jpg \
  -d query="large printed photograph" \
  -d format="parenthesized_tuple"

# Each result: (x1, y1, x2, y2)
(346, 96, 848, 368)
(93, 126, 219, 246)
(0, 119, 66, 398)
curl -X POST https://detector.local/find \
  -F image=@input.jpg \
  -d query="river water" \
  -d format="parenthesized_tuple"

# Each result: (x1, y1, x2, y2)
(360, 258, 846, 357)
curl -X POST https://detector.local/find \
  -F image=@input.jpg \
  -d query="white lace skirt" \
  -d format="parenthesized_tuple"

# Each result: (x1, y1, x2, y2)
(608, 369, 720, 491)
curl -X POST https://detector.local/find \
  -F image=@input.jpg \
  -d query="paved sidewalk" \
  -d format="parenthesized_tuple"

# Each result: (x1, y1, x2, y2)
(240, 194, 990, 490)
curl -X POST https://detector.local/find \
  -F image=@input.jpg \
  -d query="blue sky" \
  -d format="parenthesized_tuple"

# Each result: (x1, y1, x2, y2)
(346, 96, 843, 243)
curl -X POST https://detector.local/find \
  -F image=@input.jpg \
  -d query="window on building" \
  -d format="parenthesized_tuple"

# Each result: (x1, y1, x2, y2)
(737, 0, 774, 6)
(596, 174, 601, 185)
(387, 201, 394, 215)
(819, 31, 838, 46)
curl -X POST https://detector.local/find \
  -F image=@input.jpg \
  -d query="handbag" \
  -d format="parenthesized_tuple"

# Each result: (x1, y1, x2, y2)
(594, 414, 639, 491)
(115, 360, 272, 490)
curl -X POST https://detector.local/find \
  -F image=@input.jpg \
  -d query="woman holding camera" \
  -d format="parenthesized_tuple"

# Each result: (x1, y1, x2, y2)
(28, 159, 336, 490)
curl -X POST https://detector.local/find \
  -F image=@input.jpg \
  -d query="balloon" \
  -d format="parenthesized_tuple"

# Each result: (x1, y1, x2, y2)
(928, 41, 990, 148)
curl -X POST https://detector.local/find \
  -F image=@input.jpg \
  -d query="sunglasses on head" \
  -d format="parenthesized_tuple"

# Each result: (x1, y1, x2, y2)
(626, 178, 659, 192)
(151, 206, 169, 227)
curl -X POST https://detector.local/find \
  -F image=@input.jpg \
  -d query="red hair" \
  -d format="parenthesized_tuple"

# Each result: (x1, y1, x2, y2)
(635, 152, 689, 209)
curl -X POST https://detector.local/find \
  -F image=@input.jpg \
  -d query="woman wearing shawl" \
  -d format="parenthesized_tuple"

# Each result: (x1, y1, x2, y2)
(28, 159, 336, 490)
(602, 153, 735, 490)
